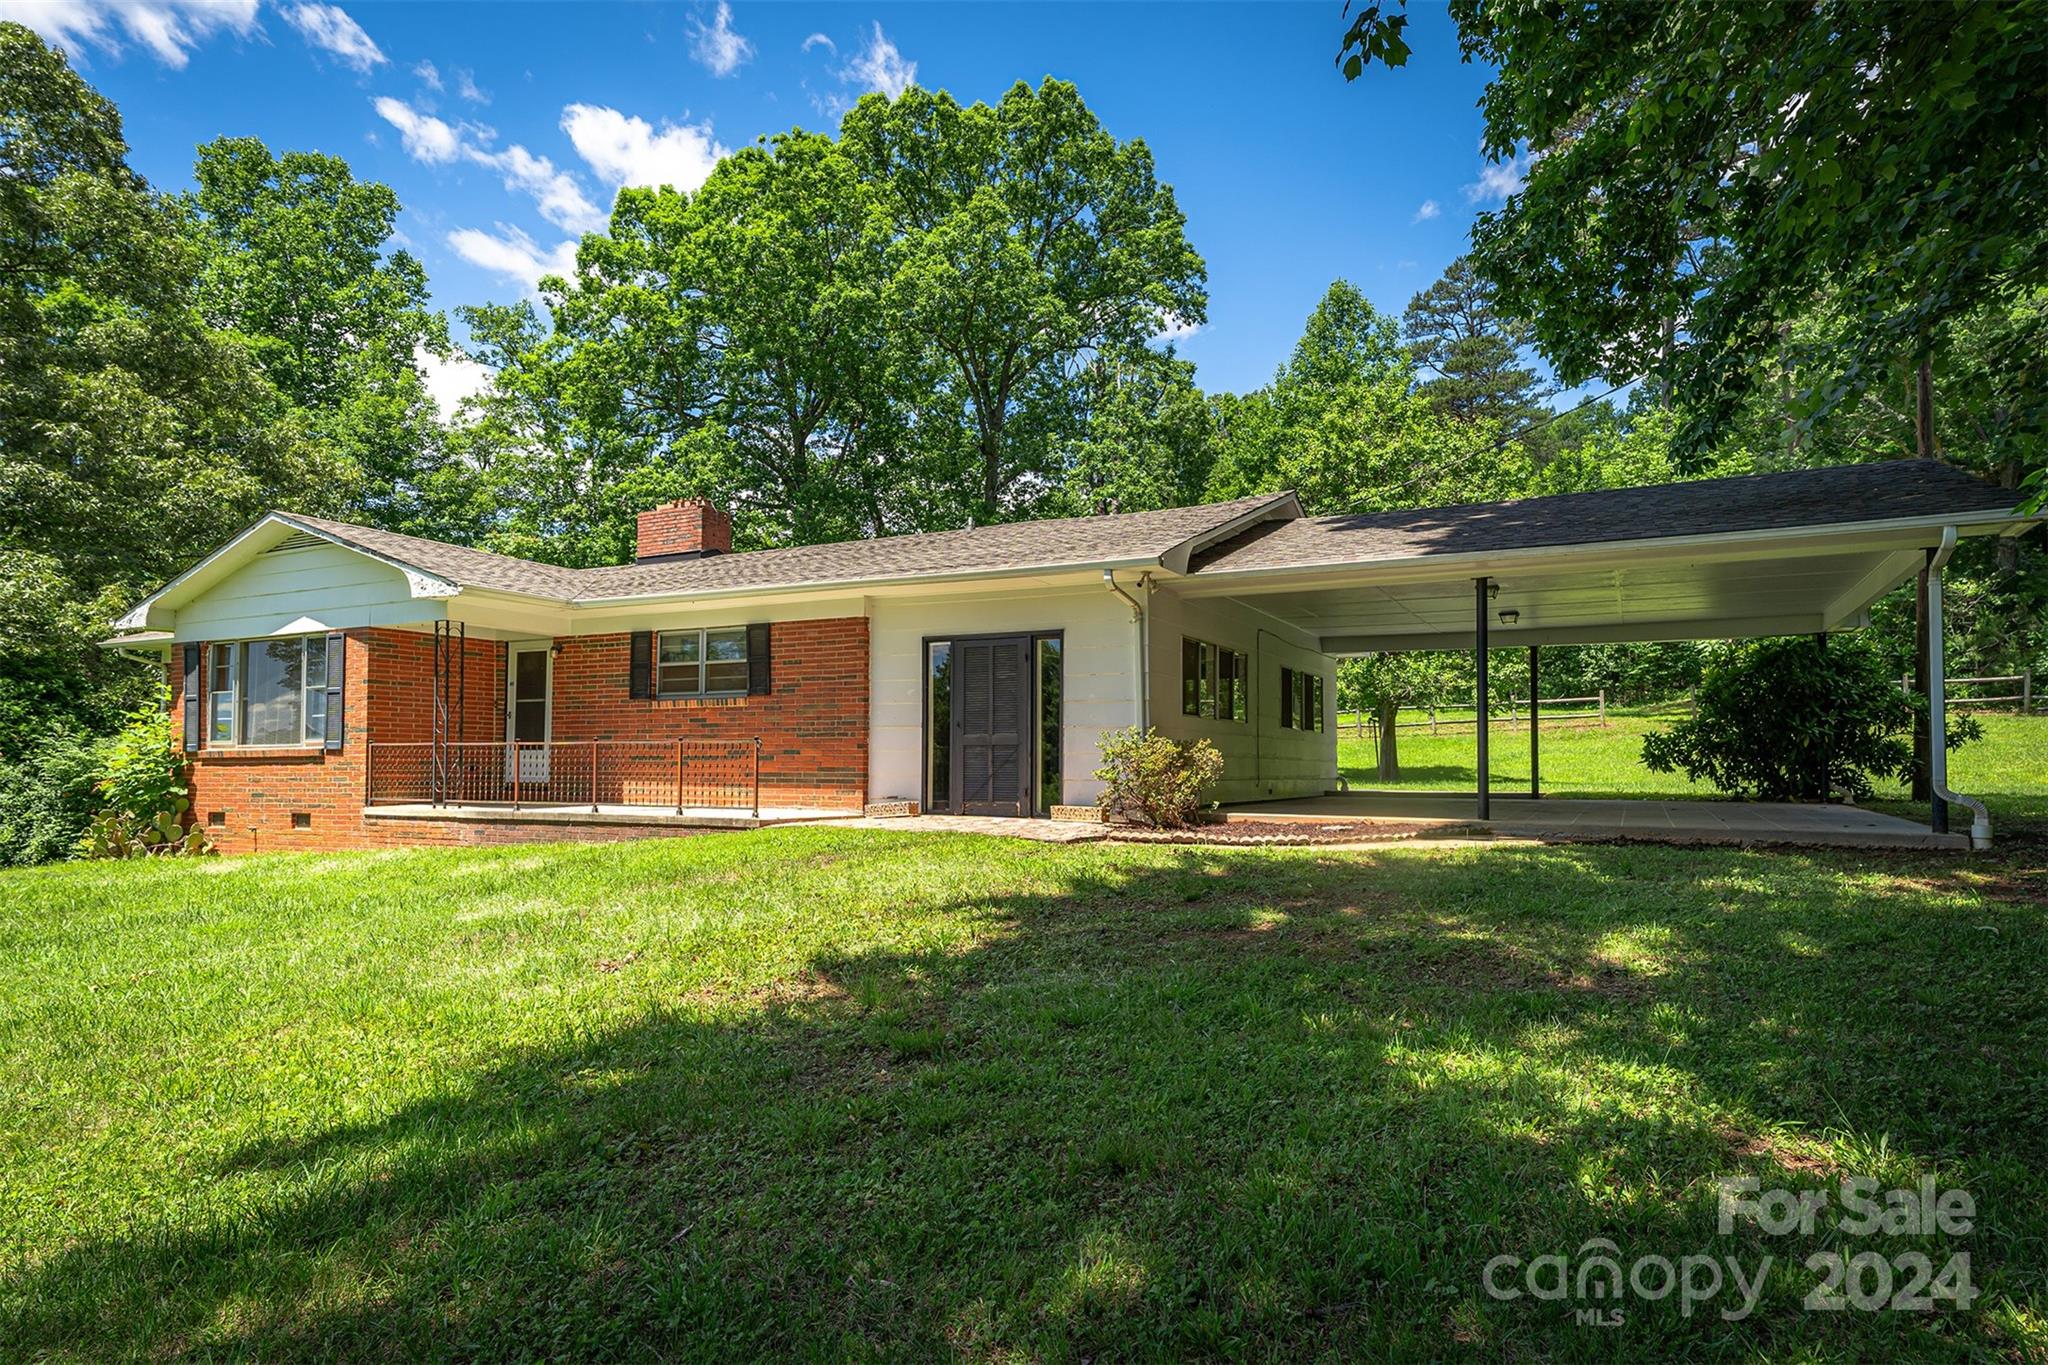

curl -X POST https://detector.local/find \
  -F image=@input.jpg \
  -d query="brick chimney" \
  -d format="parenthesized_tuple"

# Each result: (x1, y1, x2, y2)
(636, 498, 732, 563)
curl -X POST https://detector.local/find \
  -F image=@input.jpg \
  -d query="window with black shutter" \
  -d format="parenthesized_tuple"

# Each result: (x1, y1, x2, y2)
(746, 622, 772, 695)
(182, 644, 202, 752)
(323, 631, 345, 750)
(629, 630, 653, 699)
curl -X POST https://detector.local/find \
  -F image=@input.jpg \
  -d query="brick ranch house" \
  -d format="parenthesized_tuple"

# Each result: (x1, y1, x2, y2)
(105, 461, 2032, 853)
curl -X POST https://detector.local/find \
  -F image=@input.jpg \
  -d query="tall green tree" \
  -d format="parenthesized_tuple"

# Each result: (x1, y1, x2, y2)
(1208, 281, 1514, 512)
(1340, 1, 2048, 469)
(184, 137, 454, 532)
(1064, 346, 1217, 514)
(468, 129, 915, 558)
(0, 23, 342, 743)
(1401, 255, 1553, 430)
(839, 79, 1207, 520)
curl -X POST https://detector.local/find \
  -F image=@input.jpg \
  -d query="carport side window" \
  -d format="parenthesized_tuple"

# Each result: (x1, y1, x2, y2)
(1180, 637, 1246, 723)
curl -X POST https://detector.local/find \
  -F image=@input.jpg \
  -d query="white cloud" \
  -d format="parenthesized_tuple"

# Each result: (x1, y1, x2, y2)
(841, 22, 915, 99)
(446, 225, 578, 290)
(1464, 152, 1531, 203)
(1152, 314, 1201, 346)
(562, 103, 727, 194)
(453, 66, 488, 103)
(7, 0, 260, 69)
(688, 0, 752, 77)
(374, 95, 467, 164)
(1412, 198, 1440, 222)
(279, 3, 384, 72)
(415, 343, 493, 419)
(375, 96, 604, 232)
(482, 141, 605, 233)
(800, 31, 834, 54)
(412, 58, 441, 89)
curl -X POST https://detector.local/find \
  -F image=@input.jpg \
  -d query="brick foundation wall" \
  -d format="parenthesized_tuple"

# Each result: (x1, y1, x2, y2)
(168, 616, 868, 855)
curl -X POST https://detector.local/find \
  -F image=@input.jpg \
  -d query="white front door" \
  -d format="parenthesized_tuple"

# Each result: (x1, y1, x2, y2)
(506, 642, 551, 784)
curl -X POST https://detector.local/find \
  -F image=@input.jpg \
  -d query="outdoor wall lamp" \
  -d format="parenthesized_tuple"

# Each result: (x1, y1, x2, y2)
(1498, 609, 1520, 626)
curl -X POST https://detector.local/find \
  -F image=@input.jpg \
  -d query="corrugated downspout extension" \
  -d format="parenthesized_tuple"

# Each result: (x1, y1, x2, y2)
(1925, 527, 1992, 850)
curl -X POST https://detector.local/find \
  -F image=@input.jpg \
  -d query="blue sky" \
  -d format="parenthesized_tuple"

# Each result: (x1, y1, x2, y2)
(12, 1, 1518, 408)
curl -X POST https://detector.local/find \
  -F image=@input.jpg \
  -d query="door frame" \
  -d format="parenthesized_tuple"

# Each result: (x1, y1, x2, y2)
(921, 629, 1063, 817)
(504, 639, 553, 782)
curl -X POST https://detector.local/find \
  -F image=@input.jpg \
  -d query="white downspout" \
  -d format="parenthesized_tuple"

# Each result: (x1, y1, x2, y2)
(1104, 569, 1148, 731)
(1925, 527, 1992, 850)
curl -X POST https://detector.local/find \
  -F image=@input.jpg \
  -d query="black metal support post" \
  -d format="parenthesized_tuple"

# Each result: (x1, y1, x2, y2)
(1925, 548, 1950, 835)
(1814, 632, 1830, 803)
(1528, 645, 1540, 800)
(1475, 577, 1490, 820)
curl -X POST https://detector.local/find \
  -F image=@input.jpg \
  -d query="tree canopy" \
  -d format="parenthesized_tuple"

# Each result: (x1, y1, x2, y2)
(1340, 0, 2048, 472)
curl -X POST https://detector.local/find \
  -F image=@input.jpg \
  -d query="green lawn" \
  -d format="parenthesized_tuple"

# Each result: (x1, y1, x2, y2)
(3, 813, 2046, 1357)
(1338, 709, 2048, 824)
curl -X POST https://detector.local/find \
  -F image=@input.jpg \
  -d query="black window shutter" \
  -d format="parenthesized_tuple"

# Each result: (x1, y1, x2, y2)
(1279, 666, 1294, 730)
(746, 622, 772, 695)
(629, 631, 653, 699)
(182, 644, 202, 752)
(324, 631, 345, 751)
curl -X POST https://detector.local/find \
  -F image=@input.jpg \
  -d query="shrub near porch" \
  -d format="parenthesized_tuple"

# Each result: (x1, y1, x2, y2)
(2, 828, 2044, 1357)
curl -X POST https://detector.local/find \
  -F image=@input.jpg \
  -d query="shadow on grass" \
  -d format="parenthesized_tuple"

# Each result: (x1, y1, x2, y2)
(7, 840, 2046, 1358)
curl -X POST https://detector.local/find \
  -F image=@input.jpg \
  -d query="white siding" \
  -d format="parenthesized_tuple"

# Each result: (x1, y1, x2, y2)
(171, 543, 434, 640)
(868, 585, 1141, 807)
(1146, 587, 1337, 803)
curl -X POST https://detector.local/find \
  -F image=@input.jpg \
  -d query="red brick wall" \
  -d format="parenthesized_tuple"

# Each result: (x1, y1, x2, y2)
(167, 616, 868, 855)
(548, 617, 869, 809)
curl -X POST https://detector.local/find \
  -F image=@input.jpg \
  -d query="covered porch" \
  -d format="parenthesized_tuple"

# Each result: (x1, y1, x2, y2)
(1182, 462, 2035, 851)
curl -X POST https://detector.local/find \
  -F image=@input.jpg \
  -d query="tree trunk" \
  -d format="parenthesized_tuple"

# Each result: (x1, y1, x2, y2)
(1376, 695, 1400, 782)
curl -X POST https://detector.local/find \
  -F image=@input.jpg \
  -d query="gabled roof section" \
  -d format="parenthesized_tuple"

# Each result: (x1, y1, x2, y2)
(571, 491, 1300, 601)
(1189, 461, 2029, 578)
(110, 511, 473, 634)
(109, 492, 1304, 631)
(280, 513, 589, 598)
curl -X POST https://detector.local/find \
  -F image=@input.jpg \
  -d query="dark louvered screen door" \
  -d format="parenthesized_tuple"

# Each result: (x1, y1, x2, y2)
(955, 636, 1029, 816)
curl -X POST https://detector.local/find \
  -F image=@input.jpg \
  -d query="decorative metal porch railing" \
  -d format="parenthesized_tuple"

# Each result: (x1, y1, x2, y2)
(365, 738, 763, 816)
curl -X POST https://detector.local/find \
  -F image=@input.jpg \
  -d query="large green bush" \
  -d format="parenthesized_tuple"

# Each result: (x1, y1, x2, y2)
(1641, 635, 1977, 802)
(1094, 727, 1225, 828)
(77, 694, 211, 859)
(0, 730, 108, 867)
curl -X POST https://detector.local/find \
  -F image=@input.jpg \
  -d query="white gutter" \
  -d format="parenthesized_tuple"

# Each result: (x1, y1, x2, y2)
(1104, 569, 1149, 731)
(1925, 527, 1991, 850)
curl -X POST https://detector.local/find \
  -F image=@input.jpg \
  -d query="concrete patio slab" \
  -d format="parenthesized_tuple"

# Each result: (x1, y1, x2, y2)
(1223, 792, 1969, 850)
(815, 814, 1111, 843)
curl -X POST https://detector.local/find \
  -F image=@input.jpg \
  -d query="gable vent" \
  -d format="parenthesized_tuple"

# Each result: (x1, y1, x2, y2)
(267, 531, 325, 554)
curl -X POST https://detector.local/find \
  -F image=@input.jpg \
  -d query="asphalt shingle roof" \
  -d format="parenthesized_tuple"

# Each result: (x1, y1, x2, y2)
(276, 463, 2024, 606)
(284, 493, 1294, 603)
(1188, 461, 2024, 576)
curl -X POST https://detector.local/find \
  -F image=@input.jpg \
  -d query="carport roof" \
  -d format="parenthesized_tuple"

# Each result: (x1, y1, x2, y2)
(1188, 460, 2024, 577)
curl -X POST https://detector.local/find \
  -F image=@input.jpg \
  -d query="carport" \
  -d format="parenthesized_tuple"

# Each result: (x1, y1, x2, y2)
(1182, 461, 2037, 849)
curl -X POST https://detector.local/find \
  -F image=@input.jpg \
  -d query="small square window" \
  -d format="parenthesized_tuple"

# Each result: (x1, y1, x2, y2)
(207, 810, 226, 827)
(290, 812, 311, 829)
